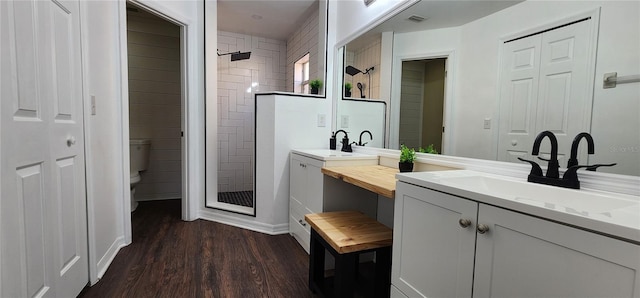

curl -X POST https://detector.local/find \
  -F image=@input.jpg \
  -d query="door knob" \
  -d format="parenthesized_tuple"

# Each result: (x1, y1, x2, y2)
(477, 224, 490, 234)
(458, 218, 472, 228)
(67, 136, 76, 147)
(511, 140, 518, 146)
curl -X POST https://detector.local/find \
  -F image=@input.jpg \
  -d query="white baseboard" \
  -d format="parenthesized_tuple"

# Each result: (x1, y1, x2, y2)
(135, 194, 181, 202)
(94, 236, 127, 283)
(198, 209, 289, 235)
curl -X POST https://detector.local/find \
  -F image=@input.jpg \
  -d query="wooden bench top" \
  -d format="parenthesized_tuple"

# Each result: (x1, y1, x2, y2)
(321, 165, 398, 199)
(305, 211, 393, 254)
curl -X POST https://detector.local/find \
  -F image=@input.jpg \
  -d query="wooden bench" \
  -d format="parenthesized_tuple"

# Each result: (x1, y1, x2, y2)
(305, 211, 393, 298)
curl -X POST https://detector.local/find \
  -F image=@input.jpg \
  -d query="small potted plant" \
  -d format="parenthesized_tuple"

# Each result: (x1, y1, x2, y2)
(419, 144, 439, 154)
(344, 82, 353, 97)
(399, 144, 416, 172)
(310, 79, 323, 95)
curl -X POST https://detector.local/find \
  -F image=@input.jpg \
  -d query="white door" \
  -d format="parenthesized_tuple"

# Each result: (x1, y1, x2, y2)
(498, 20, 593, 166)
(497, 34, 542, 163)
(1, 0, 88, 297)
(473, 204, 640, 297)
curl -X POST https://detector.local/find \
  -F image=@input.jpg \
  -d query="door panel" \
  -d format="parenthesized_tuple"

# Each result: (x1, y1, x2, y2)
(52, 1, 75, 121)
(498, 20, 593, 166)
(11, 1, 40, 119)
(498, 35, 541, 163)
(536, 21, 591, 166)
(1, 0, 88, 296)
(17, 163, 51, 298)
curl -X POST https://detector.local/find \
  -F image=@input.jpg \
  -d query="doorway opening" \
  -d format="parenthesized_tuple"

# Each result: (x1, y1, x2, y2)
(126, 4, 184, 217)
(398, 58, 447, 152)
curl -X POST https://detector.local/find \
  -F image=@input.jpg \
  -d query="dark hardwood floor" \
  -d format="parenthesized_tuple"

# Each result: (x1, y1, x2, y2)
(78, 199, 314, 298)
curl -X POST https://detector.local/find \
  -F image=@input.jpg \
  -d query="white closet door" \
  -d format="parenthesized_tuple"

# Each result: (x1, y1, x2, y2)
(1, 0, 88, 297)
(535, 20, 592, 165)
(498, 19, 593, 165)
(497, 34, 542, 163)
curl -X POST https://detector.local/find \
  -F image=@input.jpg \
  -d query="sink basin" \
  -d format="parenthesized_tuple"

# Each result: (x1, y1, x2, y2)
(291, 149, 377, 161)
(441, 175, 638, 214)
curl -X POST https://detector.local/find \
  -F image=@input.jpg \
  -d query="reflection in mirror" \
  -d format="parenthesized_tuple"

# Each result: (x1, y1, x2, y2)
(336, 1, 640, 176)
(399, 59, 446, 153)
(335, 47, 386, 148)
(212, 0, 328, 214)
(343, 33, 383, 99)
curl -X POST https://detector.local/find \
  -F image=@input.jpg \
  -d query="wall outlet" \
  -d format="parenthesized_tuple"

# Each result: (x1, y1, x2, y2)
(341, 115, 349, 128)
(484, 118, 491, 129)
(317, 114, 326, 127)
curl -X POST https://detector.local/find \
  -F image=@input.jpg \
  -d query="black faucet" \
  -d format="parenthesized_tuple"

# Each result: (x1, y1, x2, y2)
(519, 131, 616, 189)
(358, 130, 373, 146)
(531, 130, 560, 179)
(567, 132, 594, 168)
(334, 130, 352, 152)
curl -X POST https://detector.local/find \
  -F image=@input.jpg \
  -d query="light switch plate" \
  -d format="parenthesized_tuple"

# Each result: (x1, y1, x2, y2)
(483, 118, 491, 129)
(317, 114, 326, 127)
(341, 115, 349, 128)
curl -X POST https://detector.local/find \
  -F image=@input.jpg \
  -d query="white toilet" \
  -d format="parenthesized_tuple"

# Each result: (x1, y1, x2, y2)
(130, 139, 151, 212)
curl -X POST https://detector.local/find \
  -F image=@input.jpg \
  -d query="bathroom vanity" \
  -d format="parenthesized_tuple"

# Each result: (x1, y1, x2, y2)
(391, 170, 640, 298)
(289, 149, 378, 252)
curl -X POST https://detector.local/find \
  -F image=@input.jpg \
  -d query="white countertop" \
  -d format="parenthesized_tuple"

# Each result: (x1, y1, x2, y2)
(397, 170, 640, 244)
(291, 149, 378, 161)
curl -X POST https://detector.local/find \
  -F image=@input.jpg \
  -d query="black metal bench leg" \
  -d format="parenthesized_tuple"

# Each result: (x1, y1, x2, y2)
(374, 247, 392, 298)
(309, 229, 326, 293)
(334, 252, 357, 298)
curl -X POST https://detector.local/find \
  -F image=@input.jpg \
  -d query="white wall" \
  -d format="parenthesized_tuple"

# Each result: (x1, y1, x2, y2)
(217, 31, 287, 192)
(82, 0, 204, 283)
(127, 10, 182, 201)
(391, 1, 639, 176)
(82, 0, 127, 282)
(336, 100, 386, 148)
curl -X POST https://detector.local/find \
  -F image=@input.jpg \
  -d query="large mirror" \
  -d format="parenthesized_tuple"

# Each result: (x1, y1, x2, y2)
(337, 0, 640, 177)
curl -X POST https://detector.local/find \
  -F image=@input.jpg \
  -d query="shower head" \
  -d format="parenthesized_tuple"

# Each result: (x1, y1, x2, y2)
(345, 65, 362, 76)
(217, 50, 252, 61)
(345, 65, 374, 76)
(231, 51, 251, 61)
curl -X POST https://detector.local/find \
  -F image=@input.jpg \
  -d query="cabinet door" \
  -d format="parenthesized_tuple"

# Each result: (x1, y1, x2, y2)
(305, 162, 323, 213)
(290, 156, 306, 209)
(392, 182, 478, 298)
(474, 204, 640, 298)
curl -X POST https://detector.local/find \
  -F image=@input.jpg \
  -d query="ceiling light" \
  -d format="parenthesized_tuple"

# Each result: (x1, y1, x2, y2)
(251, 14, 262, 20)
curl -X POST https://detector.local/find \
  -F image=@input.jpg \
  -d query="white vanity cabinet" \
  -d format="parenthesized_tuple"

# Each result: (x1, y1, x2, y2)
(289, 154, 323, 252)
(289, 150, 378, 253)
(392, 181, 640, 298)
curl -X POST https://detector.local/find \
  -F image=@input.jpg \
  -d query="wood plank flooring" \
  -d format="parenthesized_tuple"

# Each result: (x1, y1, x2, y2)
(78, 199, 314, 298)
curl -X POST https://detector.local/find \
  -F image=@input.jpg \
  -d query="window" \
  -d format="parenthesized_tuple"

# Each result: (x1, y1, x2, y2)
(294, 53, 310, 93)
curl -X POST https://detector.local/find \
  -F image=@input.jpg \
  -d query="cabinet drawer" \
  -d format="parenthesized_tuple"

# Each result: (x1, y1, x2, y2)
(289, 215, 310, 253)
(290, 199, 311, 234)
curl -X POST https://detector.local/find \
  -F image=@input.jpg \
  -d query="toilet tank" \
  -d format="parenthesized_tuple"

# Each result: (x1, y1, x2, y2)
(130, 139, 151, 172)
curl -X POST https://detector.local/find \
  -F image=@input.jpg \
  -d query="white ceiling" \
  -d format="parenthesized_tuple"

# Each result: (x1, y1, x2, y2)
(348, 0, 523, 49)
(217, 0, 318, 41)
